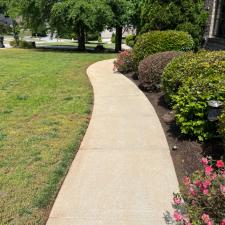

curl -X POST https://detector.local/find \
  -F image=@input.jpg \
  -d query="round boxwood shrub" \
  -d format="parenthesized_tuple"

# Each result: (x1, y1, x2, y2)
(125, 34, 136, 47)
(133, 30, 194, 67)
(163, 51, 225, 141)
(138, 51, 182, 91)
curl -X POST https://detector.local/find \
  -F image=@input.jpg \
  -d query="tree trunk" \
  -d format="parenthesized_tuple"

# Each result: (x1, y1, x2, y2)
(115, 26, 123, 52)
(12, 21, 19, 47)
(78, 25, 86, 51)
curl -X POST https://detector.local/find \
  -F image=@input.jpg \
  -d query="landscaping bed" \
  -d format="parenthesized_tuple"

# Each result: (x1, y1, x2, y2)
(124, 72, 224, 184)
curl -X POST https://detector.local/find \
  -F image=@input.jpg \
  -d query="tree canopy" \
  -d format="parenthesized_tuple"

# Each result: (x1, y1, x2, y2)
(0, 0, 140, 51)
(50, 0, 112, 50)
(140, 0, 208, 46)
(106, 0, 135, 51)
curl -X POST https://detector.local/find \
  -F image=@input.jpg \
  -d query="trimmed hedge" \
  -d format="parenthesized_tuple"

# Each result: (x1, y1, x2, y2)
(133, 30, 194, 67)
(138, 51, 182, 91)
(125, 34, 136, 47)
(163, 51, 225, 141)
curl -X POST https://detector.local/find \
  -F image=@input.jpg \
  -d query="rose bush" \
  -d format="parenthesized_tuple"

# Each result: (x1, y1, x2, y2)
(171, 158, 225, 225)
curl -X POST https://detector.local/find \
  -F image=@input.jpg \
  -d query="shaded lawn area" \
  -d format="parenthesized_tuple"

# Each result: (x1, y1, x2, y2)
(36, 41, 116, 50)
(0, 49, 115, 225)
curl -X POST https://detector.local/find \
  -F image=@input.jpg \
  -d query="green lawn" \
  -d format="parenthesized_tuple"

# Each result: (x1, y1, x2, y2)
(0, 49, 115, 225)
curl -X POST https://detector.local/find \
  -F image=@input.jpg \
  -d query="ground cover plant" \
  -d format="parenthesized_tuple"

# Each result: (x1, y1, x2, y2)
(163, 51, 225, 141)
(133, 30, 194, 68)
(138, 51, 182, 91)
(0, 49, 114, 225)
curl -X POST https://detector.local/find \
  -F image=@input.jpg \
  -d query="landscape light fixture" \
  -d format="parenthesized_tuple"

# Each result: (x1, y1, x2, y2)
(207, 100, 224, 122)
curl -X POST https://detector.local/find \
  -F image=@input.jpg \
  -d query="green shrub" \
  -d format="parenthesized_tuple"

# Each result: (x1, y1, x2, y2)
(133, 30, 194, 67)
(125, 34, 136, 47)
(219, 112, 225, 153)
(138, 51, 182, 91)
(10, 40, 36, 49)
(163, 51, 225, 141)
(9, 40, 17, 47)
(19, 41, 36, 49)
(87, 32, 99, 41)
(111, 32, 116, 43)
(98, 35, 102, 43)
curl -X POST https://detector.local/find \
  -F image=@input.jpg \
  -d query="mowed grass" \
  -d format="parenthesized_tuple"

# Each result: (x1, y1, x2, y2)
(0, 49, 115, 225)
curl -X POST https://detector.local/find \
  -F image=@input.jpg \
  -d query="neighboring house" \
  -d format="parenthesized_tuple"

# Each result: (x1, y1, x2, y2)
(0, 14, 12, 26)
(101, 28, 136, 42)
(205, 0, 225, 49)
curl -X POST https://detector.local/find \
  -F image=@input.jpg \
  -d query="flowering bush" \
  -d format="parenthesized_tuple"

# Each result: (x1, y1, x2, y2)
(114, 50, 134, 73)
(172, 158, 225, 225)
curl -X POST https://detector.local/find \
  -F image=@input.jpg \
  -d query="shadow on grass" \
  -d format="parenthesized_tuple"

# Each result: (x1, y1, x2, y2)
(35, 46, 115, 54)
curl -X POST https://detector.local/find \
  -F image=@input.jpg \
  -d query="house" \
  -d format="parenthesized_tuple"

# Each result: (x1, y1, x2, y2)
(0, 14, 12, 27)
(204, 0, 225, 49)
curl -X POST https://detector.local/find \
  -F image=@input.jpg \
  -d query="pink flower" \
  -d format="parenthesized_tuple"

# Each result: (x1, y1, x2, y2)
(203, 188, 209, 195)
(173, 196, 182, 205)
(205, 166, 213, 176)
(173, 211, 183, 222)
(221, 218, 225, 225)
(220, 185, 225, 196)
(195, 180, 201, 186)
(211, 173, 217, 180)
(189, 186, 196, 196)
(203, 180, 211, 189)
(183, 176, 191, 186)
(216, 160, 224, 168)
(183, 217, 191, 225)
(202, 214, 211, 223)
(201, 157, 209, 166)
(222, 170, 225, 177)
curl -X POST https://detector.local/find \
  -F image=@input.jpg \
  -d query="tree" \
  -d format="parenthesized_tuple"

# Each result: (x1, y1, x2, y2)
(18, 0, 56, 35)
(129, 0, 142, 34)
(0, 0, 20, 43)
(106, 0, 134, 52)
(50, 0, 112, 51)
(140, 0, 208, 47)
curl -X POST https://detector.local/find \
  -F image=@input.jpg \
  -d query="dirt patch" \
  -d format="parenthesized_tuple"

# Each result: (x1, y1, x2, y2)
(124, 72, 224, 184)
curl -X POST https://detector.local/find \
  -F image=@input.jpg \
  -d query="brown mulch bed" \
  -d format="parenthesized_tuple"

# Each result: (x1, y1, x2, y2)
(124, 72, 224, 185)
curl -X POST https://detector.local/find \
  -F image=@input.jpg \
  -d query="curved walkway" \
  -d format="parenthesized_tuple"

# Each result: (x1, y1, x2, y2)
(46, 59, 178, 225)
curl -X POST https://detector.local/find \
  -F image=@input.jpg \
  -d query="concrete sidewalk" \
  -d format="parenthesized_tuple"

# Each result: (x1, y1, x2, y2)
(46, 59, 178, 225)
